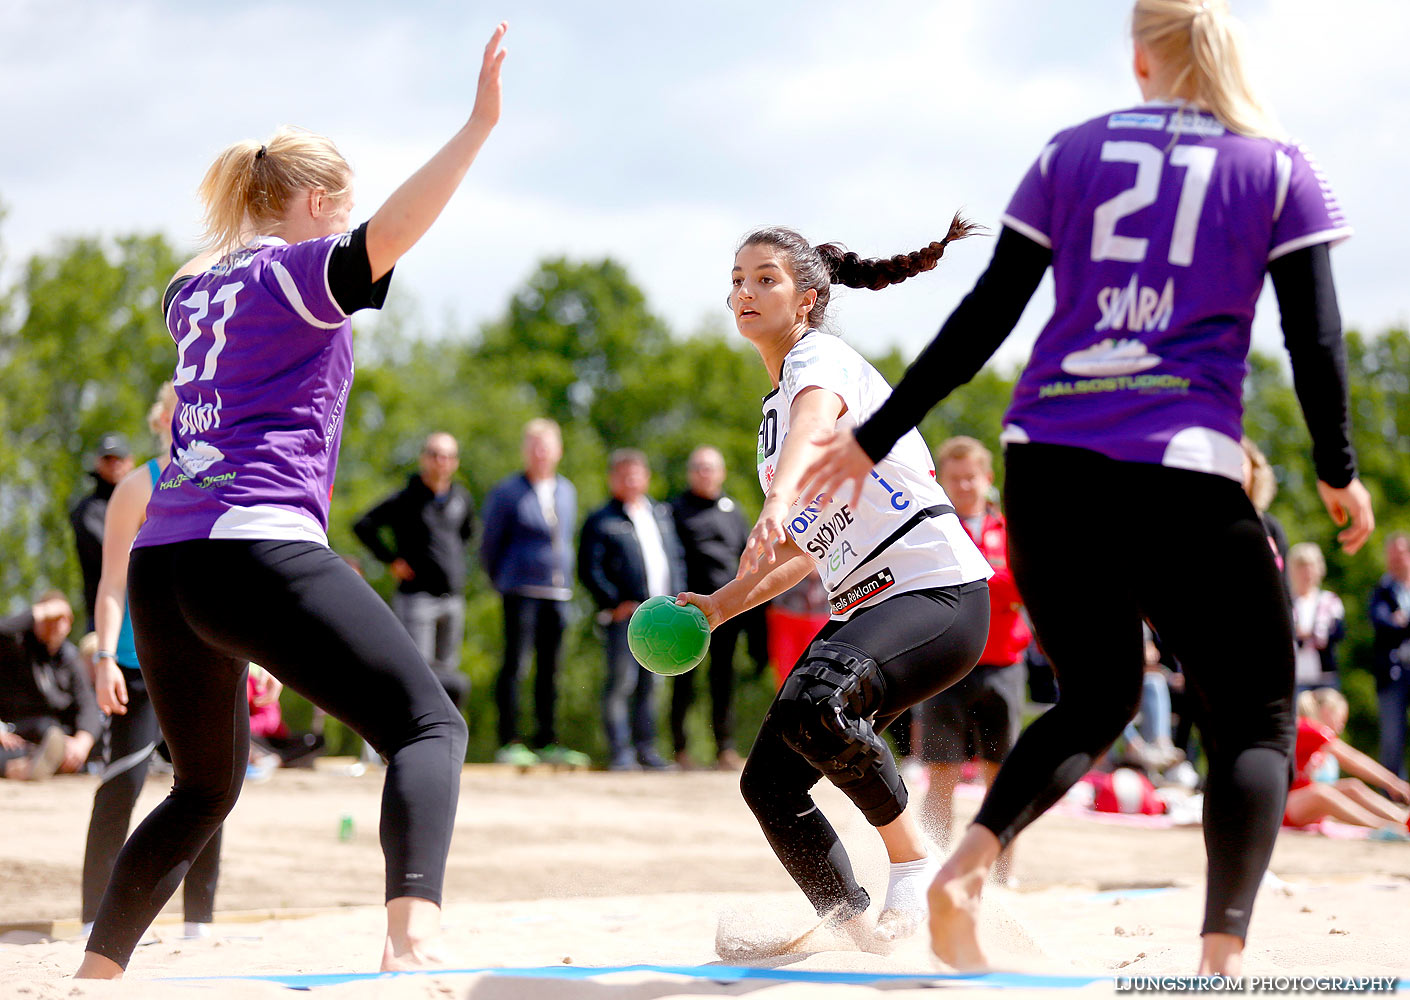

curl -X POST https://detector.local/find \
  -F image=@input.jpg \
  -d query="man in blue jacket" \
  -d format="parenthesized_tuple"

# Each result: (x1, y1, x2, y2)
(480, 419, 584, 767)
(1371, 532, 1410, 778)
(578, 449, 687, 770)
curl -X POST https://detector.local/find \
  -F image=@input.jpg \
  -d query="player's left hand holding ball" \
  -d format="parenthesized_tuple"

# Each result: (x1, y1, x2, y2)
(675, 591, 723, 631)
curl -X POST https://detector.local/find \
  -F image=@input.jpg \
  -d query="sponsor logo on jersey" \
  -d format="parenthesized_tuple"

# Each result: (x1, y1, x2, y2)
(1094, 276, 1175, 336)
(324, 376, 350, 445)
(1062, 336, 1163, 378)
(1038, 373, 1191, 399)
(796, 501, 855, 559)
(1167, 109, 1225, 137)
(869, 470, 911, 511)
(830, 567, 895, 616)
(1109, 112, 1165, 130)
(178, 389, 222, 438)
(174, 440, 225, 478)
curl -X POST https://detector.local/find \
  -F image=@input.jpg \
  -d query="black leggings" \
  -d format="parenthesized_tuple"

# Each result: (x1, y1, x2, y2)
(975, 444, 1295, 939)
(85, 539, 468, 968)
(741, 581, 989, 917)
(82, 666, 221, 925)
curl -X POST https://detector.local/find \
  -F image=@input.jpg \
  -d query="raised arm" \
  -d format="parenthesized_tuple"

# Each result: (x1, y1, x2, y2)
(365, 22, 507, 282)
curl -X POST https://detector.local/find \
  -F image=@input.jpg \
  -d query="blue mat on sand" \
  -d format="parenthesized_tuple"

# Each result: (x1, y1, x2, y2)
(168, 963, 1106, 990)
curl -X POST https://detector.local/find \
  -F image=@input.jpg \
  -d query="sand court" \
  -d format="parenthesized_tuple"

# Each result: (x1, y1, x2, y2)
(2, 763, 1407, 997)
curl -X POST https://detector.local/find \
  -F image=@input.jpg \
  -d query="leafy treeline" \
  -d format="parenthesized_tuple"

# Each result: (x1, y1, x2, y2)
(1, 227, 1405, 762)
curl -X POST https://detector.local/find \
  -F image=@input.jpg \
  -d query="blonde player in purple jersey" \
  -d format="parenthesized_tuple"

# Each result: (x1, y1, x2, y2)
(76, 22, 507, 981)
(803, 0, 1374, 977)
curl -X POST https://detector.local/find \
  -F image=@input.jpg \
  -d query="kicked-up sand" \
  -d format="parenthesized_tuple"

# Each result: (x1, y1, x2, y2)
(1, 761, 1406, 998)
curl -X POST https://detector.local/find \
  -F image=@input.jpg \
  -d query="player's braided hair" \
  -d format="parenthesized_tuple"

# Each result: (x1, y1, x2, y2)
(738, 213, 978, 329)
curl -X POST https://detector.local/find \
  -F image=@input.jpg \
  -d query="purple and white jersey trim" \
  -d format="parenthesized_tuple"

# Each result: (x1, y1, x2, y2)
(138, 231, 371, 550)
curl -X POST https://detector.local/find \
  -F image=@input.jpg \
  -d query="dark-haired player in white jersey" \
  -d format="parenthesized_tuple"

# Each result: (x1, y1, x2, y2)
(677, 219, 992, 946)
(77, 23, 508, 981)
(802, 0, 1373, 976)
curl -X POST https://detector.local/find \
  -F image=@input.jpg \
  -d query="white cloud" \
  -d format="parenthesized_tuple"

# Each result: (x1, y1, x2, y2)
(2, 0, 1404, 383)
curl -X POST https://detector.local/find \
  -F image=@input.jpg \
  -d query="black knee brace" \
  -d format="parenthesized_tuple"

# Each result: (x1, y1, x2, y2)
(775, 642, 899, 804)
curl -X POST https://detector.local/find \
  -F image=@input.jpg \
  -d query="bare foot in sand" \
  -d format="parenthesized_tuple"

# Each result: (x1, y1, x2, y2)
(380, 896, 447, 972)
(929, 864, 988, 969)
(381, 936, 448, 972)
(928, 825, 1001, 970)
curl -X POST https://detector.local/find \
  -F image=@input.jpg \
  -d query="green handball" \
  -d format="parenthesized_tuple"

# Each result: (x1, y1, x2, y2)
(627, 595, 711, 676)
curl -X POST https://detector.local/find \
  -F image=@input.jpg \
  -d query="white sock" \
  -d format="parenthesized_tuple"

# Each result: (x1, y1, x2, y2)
(79, 921, 94, 939)
(882, 856, 937, 916)
(184, 921, 212, 939)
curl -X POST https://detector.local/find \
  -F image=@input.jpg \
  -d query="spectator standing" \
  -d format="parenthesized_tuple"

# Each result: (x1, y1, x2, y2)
(0, 593, 101, 778)
(354, 431, 476, 711)
(916, 437, 1030, 875)
(670, 445, 757, 770)
(578, 449, 686, 770)
(1371, 532, 1410, 778)
(481, 419, 585, 767)
(1288, 542, 1345, 694)
(69, 434, 134, 631)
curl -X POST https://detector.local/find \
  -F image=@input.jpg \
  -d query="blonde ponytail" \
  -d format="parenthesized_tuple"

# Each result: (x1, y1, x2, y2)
(198, 126, 353, 253)
(1132, 0, 1283, 140)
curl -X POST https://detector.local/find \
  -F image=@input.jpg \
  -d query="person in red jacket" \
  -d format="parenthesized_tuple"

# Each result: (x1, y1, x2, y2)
(916, 438, 1030, 880)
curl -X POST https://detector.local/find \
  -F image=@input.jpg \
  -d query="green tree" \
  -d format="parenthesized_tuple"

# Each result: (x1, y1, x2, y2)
(0, 233, 180, 607)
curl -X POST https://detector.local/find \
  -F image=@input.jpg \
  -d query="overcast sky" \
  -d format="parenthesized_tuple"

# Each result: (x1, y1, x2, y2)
(3, 0, 1406, 371)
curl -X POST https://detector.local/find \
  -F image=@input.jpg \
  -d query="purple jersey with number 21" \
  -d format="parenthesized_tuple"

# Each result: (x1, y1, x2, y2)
(999, 101, 1351, 481)
(136, 234, 360, 550)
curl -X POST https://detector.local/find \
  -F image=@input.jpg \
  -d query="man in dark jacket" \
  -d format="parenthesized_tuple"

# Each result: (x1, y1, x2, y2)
(354, 432, 476, 710)
(1371, 532, 1410, 778)
(481, 419, 584, 766)
(578, 449, 686, 770)
(0, 592, 102, 779)
(69, 433, 134, 632)
(669, 446, 764, 770)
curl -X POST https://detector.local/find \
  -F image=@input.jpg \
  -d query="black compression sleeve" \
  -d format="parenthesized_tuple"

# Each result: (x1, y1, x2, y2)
(162, 275, 196, 317)
(1267, 243, 1356, 488)
(853, 226, 1052, 462)
(327, 222, 393, 315)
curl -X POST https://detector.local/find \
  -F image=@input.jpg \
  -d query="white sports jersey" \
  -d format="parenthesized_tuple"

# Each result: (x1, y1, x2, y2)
(756, 332, 992, 620)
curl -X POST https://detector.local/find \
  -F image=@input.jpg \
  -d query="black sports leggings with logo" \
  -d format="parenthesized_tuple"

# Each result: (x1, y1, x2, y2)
(741, 581, 989, 918)
(81, 665, 222, 925)
(85, 539, 468, 968)
(974, 443, 1295, 940)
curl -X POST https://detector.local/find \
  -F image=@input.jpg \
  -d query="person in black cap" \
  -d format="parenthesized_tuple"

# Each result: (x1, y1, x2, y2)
(69, 433, 134, 631)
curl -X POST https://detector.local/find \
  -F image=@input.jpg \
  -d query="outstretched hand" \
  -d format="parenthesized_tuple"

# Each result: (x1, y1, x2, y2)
(470, 22, 508, 131)
(1316, 478, 1374, 555)
(800, 427, 875, 511)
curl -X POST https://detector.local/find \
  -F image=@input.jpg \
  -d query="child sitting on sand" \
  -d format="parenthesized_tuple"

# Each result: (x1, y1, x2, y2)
(1284, 689, 1410, 838)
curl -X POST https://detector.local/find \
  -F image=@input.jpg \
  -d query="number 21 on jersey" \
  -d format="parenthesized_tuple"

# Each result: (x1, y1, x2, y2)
(174, 282, 243, 385)
(1092, 142, 1217, 267)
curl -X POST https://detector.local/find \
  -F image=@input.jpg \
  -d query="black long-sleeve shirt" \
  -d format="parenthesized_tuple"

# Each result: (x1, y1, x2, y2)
(0, 610, 102, 739)
(68, 475, 117, 629)
(353, 474, 476, 596)
(671, 490, 750, 594)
